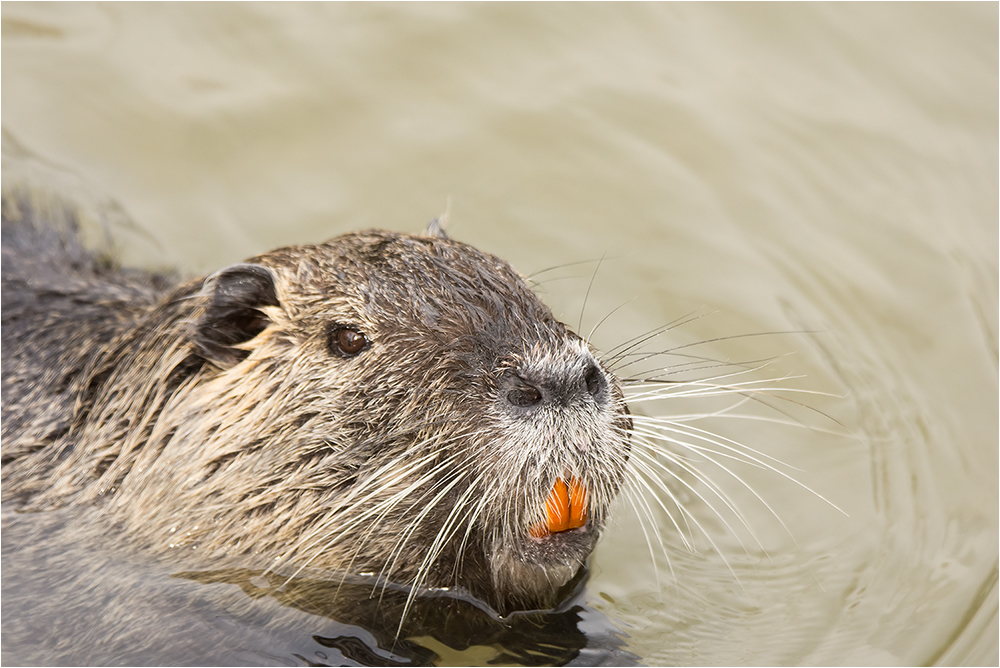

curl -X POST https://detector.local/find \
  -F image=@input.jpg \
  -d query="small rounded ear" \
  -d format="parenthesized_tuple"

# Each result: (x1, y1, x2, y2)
(192, 263, 279, 367)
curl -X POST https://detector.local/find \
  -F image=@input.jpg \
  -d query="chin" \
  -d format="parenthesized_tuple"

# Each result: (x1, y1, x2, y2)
(487, 524, 599, 613)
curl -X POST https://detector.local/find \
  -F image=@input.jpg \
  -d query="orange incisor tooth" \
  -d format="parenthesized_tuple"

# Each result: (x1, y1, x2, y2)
(545, 478, 571, 533)
(568, 477, 588, 529)
(530, 477, 589, 538)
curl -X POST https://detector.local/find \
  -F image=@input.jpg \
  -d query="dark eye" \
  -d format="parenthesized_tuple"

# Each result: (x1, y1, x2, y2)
(329, 326, 368, 357)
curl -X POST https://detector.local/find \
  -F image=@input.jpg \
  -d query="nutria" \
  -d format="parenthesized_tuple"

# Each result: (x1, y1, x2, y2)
(1, 197, 632, 616)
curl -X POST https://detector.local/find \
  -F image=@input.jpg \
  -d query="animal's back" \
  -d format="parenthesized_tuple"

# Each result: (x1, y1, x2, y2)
(1, 201, 174, 469)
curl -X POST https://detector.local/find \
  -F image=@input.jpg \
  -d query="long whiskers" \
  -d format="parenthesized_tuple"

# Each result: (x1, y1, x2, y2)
(594, 304, 849, 598)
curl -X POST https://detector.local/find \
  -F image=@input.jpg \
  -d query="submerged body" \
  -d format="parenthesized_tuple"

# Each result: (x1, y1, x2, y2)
(1, 200, 632, 615)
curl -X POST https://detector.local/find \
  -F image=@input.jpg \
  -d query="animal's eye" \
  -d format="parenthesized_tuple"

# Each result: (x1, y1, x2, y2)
(329, 326, 368, 357)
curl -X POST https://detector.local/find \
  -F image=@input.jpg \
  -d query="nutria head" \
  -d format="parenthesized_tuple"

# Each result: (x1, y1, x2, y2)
(84, 227, 632, 613)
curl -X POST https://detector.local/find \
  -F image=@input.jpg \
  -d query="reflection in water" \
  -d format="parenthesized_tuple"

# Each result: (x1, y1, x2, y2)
(174, 567, 628, 666)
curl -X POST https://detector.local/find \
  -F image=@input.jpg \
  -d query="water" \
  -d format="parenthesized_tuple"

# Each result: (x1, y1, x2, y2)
(3, 3, 996, 665)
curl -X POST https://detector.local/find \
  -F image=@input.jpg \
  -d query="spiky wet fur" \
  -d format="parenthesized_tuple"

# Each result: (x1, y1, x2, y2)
(1, 200, 632, 614)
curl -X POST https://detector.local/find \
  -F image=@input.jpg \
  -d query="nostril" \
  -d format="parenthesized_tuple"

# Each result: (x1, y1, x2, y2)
(503, 361, 604, 411)
(584, 364, 603, 399)
(507, 386, 543, 408)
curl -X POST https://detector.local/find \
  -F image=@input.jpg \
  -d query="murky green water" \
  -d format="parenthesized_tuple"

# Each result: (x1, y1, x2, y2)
(3, 3, 997, 665)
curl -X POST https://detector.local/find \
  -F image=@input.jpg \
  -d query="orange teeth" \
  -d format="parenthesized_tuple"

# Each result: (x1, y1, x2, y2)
(529, 477, 588, 538)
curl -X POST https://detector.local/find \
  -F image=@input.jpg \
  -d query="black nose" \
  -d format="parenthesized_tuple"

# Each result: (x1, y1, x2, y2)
(503, 362, 607, 410)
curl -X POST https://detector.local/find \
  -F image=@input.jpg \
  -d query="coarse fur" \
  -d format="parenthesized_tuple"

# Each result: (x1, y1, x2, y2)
(1, 198, 633, 615)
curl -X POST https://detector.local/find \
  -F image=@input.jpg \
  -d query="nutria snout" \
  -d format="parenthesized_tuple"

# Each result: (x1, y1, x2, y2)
(1, 201, 632, 614)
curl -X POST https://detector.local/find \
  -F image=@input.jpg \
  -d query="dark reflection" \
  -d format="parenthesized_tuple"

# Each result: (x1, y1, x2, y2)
(175, 567, 629, 666)
(311, 635, 429, 666)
